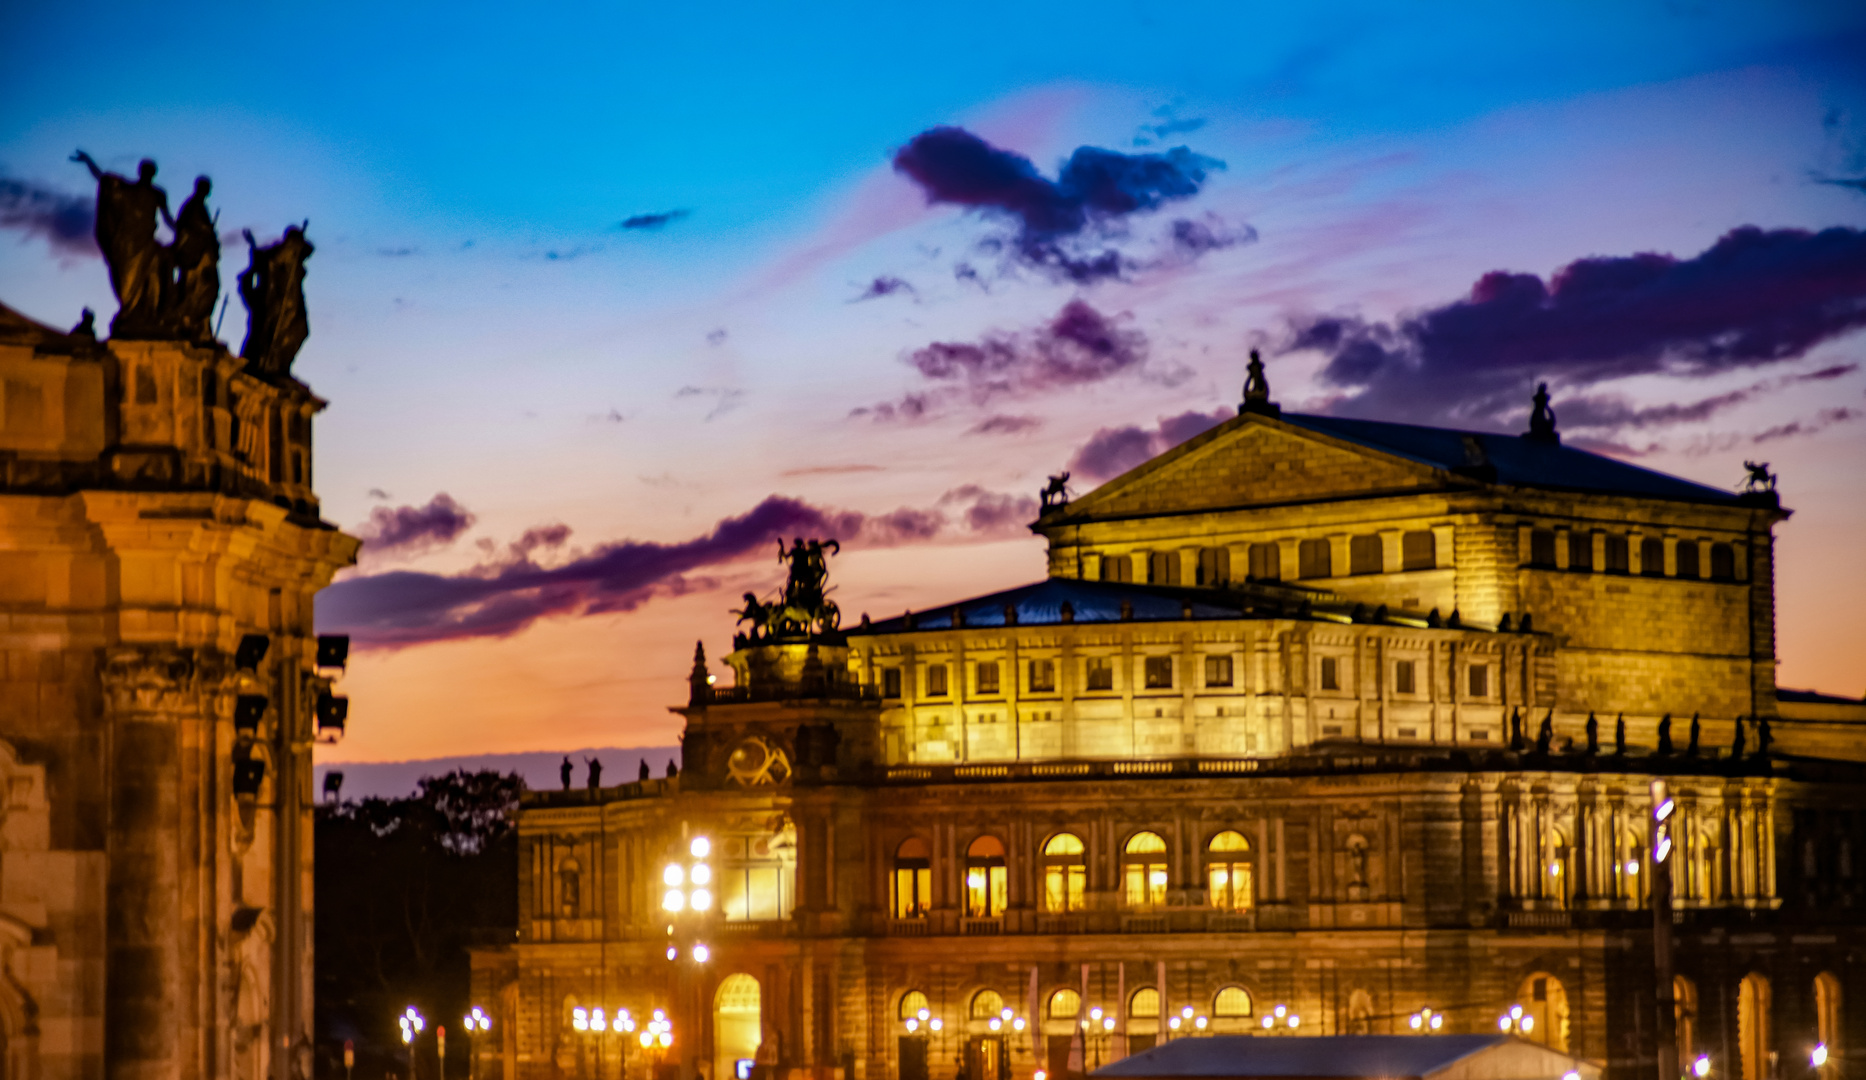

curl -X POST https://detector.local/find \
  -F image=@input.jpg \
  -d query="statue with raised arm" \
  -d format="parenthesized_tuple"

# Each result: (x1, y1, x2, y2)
(1740, 461, 1777, 494)
(71, 150, 169, 337)
(165, 175, 220, 344)
(238, 224, 314, 376)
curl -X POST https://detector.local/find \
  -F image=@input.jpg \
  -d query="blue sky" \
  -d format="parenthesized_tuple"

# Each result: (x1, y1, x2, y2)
(4, 0, 1863, 761)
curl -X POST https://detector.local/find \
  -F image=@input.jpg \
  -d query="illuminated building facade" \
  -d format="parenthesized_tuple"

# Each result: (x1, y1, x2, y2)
(473, 369, 1862, 1080)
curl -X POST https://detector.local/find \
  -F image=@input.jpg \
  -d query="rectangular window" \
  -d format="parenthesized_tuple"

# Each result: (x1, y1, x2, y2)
(1100, 554, 1132, 583)
(976, 661, 1000, 695)
(1085, 656, 1114, 692)
(926, 664, 948, 696)
(1401, 530, 1436, 571)
(1529, 529, 1557, 567)
(965, 865, 1007, 917)
(1676, 540, 1701, 580)
(1197, 547, 1230, 586)
(1710, 542, 1736, 581)
(882, 668, 902, 699)
(1204, 655, 1234, 687)
(1641, 537, 1667, 576)
(1298, 538, 1332, 579)
(1148, 551, 1180, 585)
(893, 865, 931, 919)
(1349, 534, 1383, 575)
(1604, 534, 1630, 573)
(1208, 862, 1253, 912)
(1044, 864, 1086, 913)
(1320, 656, 1340, 691)
(1395, 659, 1416, 694)
(1028, 658, 1056, 693)
(1248, 542, 1281, 580)
(1125, 861, 1168, 908)
(1144, 656, 1174, 689)
(1568, 531, 1593, 571)
(1468, 664, 1489, 698)
(723, 865, 791, 922)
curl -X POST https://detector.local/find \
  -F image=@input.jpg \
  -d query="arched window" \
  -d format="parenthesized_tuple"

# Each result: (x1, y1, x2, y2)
(1516, 973, 1570, 1052)
(965, 836, 1007, 918)
(900, 990, 930, 1021)
(1047, 989, 1080, 1021)
(1297, 539, 1331, 579)
(1641, 537, 1667, 576)
(1100, 555, 1132, 583)
(893, 838, 932, 919)
(970, 990, 1005, 1020)
(1148, 551, 1179, 585)
(1543, 827, 1571, 908)
(1615, 829, 1645, 903)
(1123, 832, 1168, 908)
(1349, 534, 1383, 574)
(1738, 974, 1772, 1080)
(1042, 833, 1086, 913)
(1247, 543, 1280, 580)
(1814, 972, 1841, 1074)
(1128, 987, 1159, 1019)
(1402, 531, 1436, 570)
(1675, 975, 1698, 1066)
(1212, 987, 1252, 1017)
(1196, 547, 1230, 586)
(1676, 540, 1701, 579)
(1206, 831, 1253, 912)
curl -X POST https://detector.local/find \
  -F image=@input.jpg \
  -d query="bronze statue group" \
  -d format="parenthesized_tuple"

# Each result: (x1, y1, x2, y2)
(71, 150, 313, 377)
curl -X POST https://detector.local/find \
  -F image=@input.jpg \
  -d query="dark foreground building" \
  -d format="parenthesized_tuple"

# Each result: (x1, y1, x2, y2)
(471, 369, 1862, 1080)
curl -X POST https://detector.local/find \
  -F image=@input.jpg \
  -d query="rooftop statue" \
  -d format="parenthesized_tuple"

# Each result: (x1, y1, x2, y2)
(1040, 471, 1071, 510)
(238, 224, 314, 377)
(733, 538, 842, 640)
(72, 151, 170, 338)
(1740, 460, 1777, 494)
(166, 176, 221, 345)
(1525, 382, 1560, 444)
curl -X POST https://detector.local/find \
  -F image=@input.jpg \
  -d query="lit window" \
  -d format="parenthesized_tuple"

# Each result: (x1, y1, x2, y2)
(893, 838, 932, 919)
(976, 662, 1000, 695)
(1204, 655, 1233, 688)
(1086, 657, 1114, 692)
(1401, 531, 1436, 571)
(1320, 657, 1340, 692)
(1048, 988, 1081, 1020)
(1395, 660, 1416, 695)
(1349, 535, 1383, 575)
(720, 831, 795, 922)
(970, 990, 1005, 1020)
(1123, 831, 1169, 908)
(1213, 987, 1253, 1018)
(1028, 659, 1056, 693)
(899, 990, 930, 1021)
(1042, 833, 1086, 913)
(926, 664, 948, 697)
(1206, 831, 1253, 912)
(965, 836, 1007, 917)
(1128, 987, 1160, 1019)
(1144, 657, 1173, 690)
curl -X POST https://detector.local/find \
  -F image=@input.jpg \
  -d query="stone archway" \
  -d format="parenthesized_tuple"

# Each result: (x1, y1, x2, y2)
(714, 973, 762, 1080)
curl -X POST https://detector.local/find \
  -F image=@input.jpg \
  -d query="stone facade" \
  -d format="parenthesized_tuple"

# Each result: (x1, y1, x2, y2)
(0, 305, 358, 1079)
(473, 387, 1863, 1080)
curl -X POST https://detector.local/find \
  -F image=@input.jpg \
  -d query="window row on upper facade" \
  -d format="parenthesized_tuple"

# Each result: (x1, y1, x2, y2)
(1521, 528, 1741, 581)
(883, 653, 1241, 699)
(1095, 531, 1440, 585)
(891, 829, 1257, 920)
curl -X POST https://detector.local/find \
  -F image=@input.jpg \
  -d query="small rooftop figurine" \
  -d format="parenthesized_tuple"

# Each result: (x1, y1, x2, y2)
(1241, 348, 1279, 414)
(1525, 382, 1560, 444)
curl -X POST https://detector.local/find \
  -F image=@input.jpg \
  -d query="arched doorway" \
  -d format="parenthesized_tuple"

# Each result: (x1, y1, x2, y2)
(1738, 974, 1771, 1080)
(715, 974, 762, 1080)
(1515, 972, 1570, 1053)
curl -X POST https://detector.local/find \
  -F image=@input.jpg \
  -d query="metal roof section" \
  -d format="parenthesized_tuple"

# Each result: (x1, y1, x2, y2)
(1092, 1034, 1591, 1080)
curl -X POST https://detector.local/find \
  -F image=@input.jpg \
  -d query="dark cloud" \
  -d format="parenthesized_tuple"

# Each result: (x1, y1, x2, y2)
(1168, 215, 1256, 259)
(1134, 115, 1207, 147)
(320, 488, 1038, 648)
(1067, 407, 1235, 482)
(1816, 176, 1866, 194)
(967, 414, 1043, 436)
(706, 328, 728, 346)
(620, 209, 691, 230)
(892, 126, 1222, 282)
(852, 275, 916, 302)
(356, 493, 478, 556)
(0, 176, 96, 257)
(1282, 226, 1866, 431)
(1752, 406, 1858, 444)
(367, 488, 391, 500)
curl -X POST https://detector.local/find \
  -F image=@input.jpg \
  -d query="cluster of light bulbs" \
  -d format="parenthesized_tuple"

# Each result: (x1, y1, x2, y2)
(664, 837, 714, 913)
(642, 1010, 675, 1049)
(1497, 1004, 1535, 1033)
(1167, 1006, 1208, 1032)
(572, 1006, 636, 1034)
(1080, 1007, 1116, 1034)
(902, 1007, 943, 1034)
(1259, 1004, 1300, 1030)
(987, 1007, 1026, 1033)
(464, 1006, 492, 1033)
(399, 1007, 425, 1045)
(1407, 1007, 1444, 1031)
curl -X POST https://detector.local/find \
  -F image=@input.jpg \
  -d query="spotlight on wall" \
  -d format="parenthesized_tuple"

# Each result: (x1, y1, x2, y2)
(235, 634, 270, 670)
(323, 772, 344, 802)
(315, 693, 349, 735)
(316, 634, 350, 669)
(234, 694, 268, 732)
(232, 753, 266, 797)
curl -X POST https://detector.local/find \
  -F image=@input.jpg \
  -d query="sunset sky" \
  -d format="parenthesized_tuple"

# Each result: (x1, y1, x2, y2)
(3, 0, 1863, 769)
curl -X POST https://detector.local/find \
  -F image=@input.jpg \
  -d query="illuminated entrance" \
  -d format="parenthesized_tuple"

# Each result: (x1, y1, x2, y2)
(715, 974, 762, 1080)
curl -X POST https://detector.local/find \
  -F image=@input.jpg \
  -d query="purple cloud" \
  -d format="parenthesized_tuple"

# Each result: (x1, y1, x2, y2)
(356, 493, 478, 555)
(0, 176, 96, 257)
(1067, 407, 1234, 482)
(852, 275, 916, 302)
(892, 126, 1222, 282)
(939, 484, 1040, 535)
(1283, 226, 1866, 431)
(967, 414, 1043, 436)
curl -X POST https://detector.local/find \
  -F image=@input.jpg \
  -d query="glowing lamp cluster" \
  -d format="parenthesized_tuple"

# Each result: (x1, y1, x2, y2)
(1080, 1007, 1115, 1034)
(988, 1007, 1027, 1033)
(1653, 789, 1677, 865)
(1407, 1007, 1444, 1031)
(902, 1007, 943, 1035)
(1167, 1005, 1207, 1033)
(664, 837, 714, 914)
(399, 1007, 425, 1045)
(1258, 1004, 1299, 1031)
(572, 1006, 636, 1034)
(464, 1006, 492, 1033)
(642, 1010, 675, 1049)
(1497, 1004, 1535, 1034)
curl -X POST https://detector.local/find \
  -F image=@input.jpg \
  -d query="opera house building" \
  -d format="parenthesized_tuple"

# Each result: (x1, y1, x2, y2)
(471, 371, 1862, 1080)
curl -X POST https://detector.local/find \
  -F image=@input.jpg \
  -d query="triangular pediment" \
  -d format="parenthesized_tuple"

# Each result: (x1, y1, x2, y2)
(1060, 412, 1452, 520)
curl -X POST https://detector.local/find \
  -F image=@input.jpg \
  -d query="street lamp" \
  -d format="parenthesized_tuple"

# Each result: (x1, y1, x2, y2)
(1693, 1055, 1712, 1078)
(1813, 1045, 1830, 1070)
(1407, 1007, 1444, 1032)
(1497, 1004, 1535, 1035)
(1257, 1004, 1300, 1034)
(400, 1007, 426, 1079)
(463, 1009, 492, 1080)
